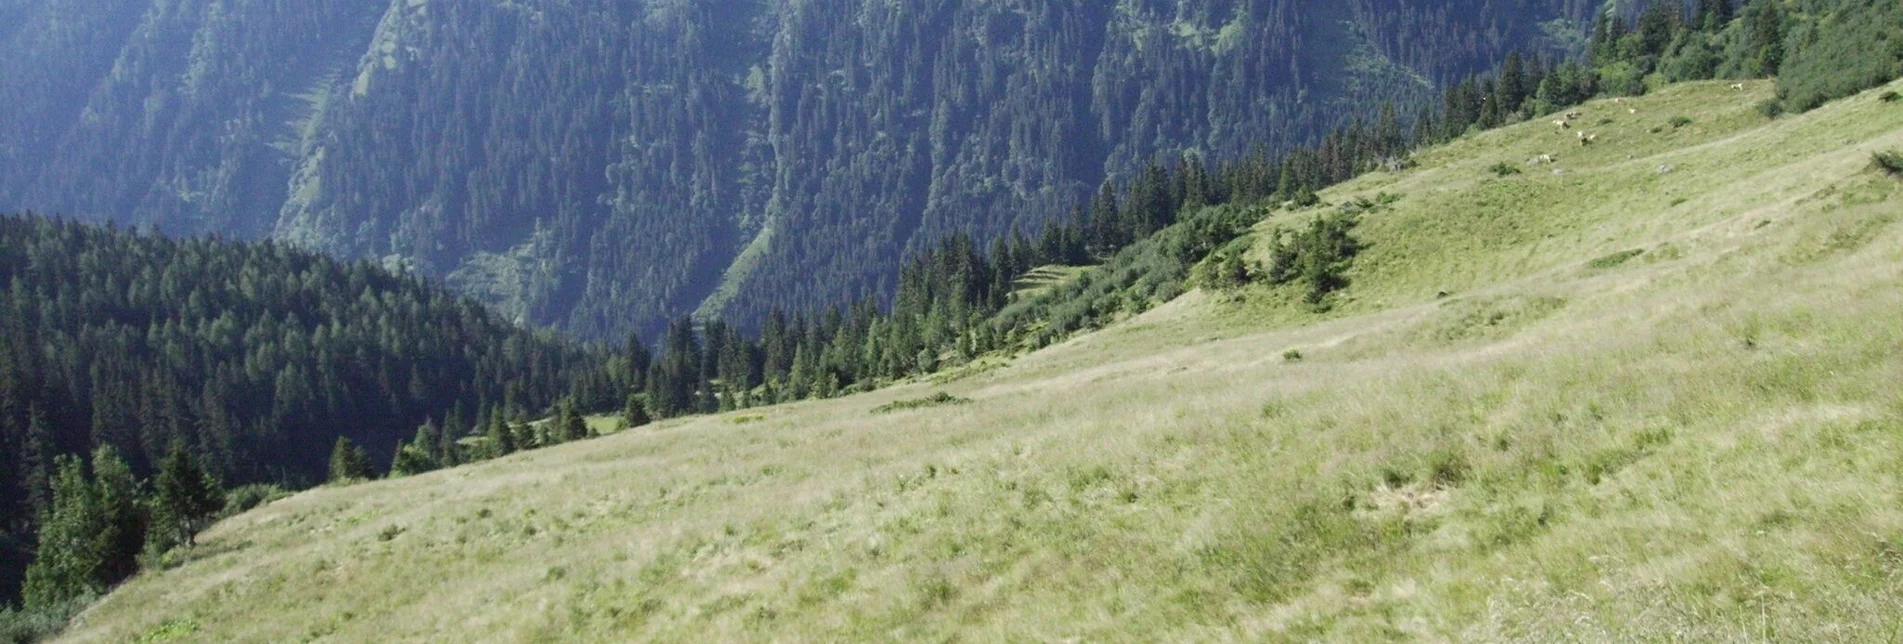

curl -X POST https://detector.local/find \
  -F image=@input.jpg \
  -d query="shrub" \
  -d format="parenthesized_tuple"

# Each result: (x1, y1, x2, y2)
(221, 484, 290, 518)
(1266, 211, 1364, 309)
(1668, 115, 1693, 129)
(0, 592, 92, 644)
(1281, 349, 1304, 362)
(1587, 249, 1646, 270)
(1875, 150, 1903, 176)
(1882, 91, 1901, 103)
(1757, 99, 1784, 119)
(1487, 161, 1521, 177)
(871, 392, 973, 414)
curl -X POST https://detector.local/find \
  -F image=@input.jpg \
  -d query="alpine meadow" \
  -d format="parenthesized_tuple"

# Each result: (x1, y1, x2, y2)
(3, 0, 1903, 641)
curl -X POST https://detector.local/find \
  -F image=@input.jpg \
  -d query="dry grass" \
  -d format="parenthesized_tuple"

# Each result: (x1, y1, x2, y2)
(58, 79, 1903, 642)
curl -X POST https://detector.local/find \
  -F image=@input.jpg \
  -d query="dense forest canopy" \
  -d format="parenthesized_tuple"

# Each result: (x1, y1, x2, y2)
(0, 214, 589, 604)
(0, 0, 1602, 341)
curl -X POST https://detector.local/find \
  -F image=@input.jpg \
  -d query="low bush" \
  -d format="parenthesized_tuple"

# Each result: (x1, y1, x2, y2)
(221, 483, 290, 518)
(1587, 248, 1646, 270)
(1488, 162, 1522, 177)
(0, 592, 92, 644)
(1875, 150, 1903, 176)
(871, 392, 973, 414)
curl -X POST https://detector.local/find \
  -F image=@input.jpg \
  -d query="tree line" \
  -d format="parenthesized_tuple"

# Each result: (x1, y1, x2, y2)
(590, 0, 1903, 427)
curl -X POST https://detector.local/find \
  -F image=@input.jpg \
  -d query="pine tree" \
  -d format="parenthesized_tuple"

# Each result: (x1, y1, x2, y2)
(328, 437, 373, 483)
(388, 425, 441, 477)
(90, 446, 144, 586)
(484, 407, 516, 457)
(150, 445, 223, 551)
(21, 456, 103, 609)
(1750, 0, 1785, 76)
(558, 401, 589, 442)
(623, 394, 652, 428)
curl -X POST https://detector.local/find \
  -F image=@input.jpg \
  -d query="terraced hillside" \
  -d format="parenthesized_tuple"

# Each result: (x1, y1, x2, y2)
(60, 79, 1903, 641)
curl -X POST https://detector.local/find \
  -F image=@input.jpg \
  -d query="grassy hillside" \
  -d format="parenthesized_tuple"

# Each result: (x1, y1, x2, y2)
(58, 79, 1903, 641)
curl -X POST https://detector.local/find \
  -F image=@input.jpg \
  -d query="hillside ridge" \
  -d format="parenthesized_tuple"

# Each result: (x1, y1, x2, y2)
(54, 77, 1903, 641)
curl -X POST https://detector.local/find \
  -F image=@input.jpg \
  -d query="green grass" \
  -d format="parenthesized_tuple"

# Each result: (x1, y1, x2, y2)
(55, 79, 1903, 642)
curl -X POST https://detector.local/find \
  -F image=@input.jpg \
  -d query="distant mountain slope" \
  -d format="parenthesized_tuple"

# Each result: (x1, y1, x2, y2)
(0, 0, 1598, 340)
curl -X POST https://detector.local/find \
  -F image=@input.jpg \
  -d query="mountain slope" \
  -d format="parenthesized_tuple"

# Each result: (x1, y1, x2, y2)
(0, 0, 1596, 340)
(56, 79, 1903, 641)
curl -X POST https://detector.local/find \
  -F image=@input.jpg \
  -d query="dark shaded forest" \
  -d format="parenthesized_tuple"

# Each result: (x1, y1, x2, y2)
(0, 215, 588, 605)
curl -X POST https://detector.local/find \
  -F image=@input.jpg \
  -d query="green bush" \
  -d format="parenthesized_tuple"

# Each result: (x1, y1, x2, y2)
(1266, 210, 1364, 309)
(1880, 91, 1900, 103)
(1875, 150, 1903, 176)
(1487, 162, 1522, 177)
(0, 592, 92, 644)
(1281, 349, 1304, 362)
(221, 483, 290, 518)
(1668, 115, 1693, 129)
(871, 392, 973, 414)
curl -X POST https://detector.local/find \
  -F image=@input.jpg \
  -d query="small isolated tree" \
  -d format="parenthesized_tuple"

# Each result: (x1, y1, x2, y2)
(150, 445, 224, 551)
(90, 446, 146, 585)
(557, 401, 589, 442)
(22, 456, 104, 609)
(485, 410, 516, 457)
(328, 437, 374, 483)
(624, 394, 653, 428)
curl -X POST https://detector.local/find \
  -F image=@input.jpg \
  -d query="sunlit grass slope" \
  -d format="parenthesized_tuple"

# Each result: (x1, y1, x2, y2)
(64, 79, 1903, 642)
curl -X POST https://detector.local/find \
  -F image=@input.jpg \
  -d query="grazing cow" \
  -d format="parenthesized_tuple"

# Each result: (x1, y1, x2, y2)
(1628, 108, 1638, 114)
(1565, 112, 1582, 120)
(1730, 83, 1745, 91)
(1554, 119, 1571, 129)
(1578, 132, 1597, 146)
(1539, 154, 1555, 164)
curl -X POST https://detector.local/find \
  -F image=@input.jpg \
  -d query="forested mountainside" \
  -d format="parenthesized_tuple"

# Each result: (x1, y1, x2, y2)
(0, 215, 589, 604)
(0, 0, 1603, 340)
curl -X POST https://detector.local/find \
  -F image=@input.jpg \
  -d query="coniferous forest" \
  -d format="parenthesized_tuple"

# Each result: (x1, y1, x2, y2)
(1, 0, 1902, 629)
(0, 215, 589, 607)
(0, 0, 1606, 342)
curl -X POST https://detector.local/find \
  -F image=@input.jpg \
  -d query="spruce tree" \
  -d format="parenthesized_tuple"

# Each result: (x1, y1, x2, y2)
(90, 446, 145, 586)
(328, 437, 373, 483)
(485, 408, 516, 457)
(623, 394, 652, 428)
(558, 401, 588, 442)
(150, 445, 223, 550)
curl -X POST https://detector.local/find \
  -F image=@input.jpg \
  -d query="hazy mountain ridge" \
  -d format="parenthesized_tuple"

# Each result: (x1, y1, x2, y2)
(0, 0, 1593, 340)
